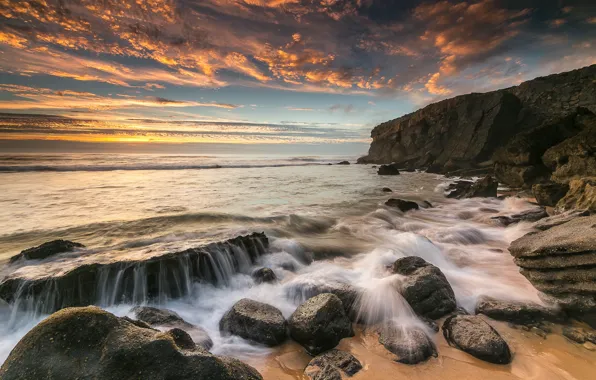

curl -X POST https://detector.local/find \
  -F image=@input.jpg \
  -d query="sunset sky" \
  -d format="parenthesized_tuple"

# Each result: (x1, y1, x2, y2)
(0, 0, 595, 152)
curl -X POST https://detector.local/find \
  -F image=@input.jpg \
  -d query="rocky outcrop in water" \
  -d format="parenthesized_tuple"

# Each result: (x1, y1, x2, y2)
(377, 323, 437, 364)
(0, 306, 262, 380)
(304, 349, 362, 380)
(391, 256, 456, 319)
(509, 215, 596, 326)
(252, 267, 277, 284)
(131, 306, 213, 350)
(442, 314, 512, 364)
(219, 298, 287, 346)
(385, 198, 419, 212)
(377, 163, 400, 175)
(9, 239, 84, 263)
(445, 176, 497, 199)
(289, 293, 354, 355)
(0, 233, 268, 314)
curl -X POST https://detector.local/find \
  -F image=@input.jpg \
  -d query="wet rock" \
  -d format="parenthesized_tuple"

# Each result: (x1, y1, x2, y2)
(445, 180, 474, 198)
(532, 182, 570, 207)
(382, 187, 393, 192)
(289, 293, 354, 355)
(385, 198, 419, 212)
(475, 297, 564, 325)
(490, 207, 548, 226)
(584, 342, 596, 351)
(555, 178, 596, 213)
(220, 299, 287, 347)
(377, 164, 400, 175)
(131, 306, 213, 350)
(378, 323, 437, 364)
(9, 240, 84, 263)
(252, 267, 277, 284)
(442, 314, 512, 364)
(391, 256, 456, 319)
(304, 349, 362, 380)
(562, 326, 596, 344)
(0, 306, 263, 380)
(336, 161, 350, 165)
(509, 215, 596, 326)
(446, 176, 498, 199)
(284, 280, 361, 317)
(533, 210, 591, 230)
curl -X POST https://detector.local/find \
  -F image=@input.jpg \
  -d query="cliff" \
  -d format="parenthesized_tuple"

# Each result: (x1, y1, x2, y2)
(358, 65, 596, 178)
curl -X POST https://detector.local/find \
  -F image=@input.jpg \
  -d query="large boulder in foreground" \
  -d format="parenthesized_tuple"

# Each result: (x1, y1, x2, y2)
(509, 214, 596, 326)
(442, 314, 512, 364)
(131, 306, 213, 350)
(289, 293, 354, 355)
(391, 256, 456, 319)
(0, 306, 262, 380)
(220, 299, 287, 346)
(378, 323, 437, 364)
(9, 240, 84, 263)
(475, 297, 564, 325)
(304, 349, 362, 380)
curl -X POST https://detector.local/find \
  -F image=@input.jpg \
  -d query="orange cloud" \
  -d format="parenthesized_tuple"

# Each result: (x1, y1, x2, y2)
(425, 72, 452, 95)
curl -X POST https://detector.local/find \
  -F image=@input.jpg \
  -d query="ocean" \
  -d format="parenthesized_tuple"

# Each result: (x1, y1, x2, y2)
(0, 153, 590, 379)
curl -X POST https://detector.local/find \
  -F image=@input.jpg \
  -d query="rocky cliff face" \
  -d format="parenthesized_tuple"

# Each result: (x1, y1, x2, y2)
(358, 65, 596, 176)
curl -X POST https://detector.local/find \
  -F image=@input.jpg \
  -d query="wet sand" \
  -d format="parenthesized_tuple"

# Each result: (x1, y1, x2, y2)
(250, 321, 596, 380)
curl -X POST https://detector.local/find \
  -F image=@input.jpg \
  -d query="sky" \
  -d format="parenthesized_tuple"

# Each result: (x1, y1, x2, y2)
(0, 0, 595, 154)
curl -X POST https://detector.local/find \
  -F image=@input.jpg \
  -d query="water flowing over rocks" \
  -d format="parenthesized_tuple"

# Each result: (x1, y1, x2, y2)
(288, 293, 354, 355)
(252, 267, 278, 284)
(284, 280, 361, 317)
(219, 298, 287, 347)
(385, 198, 419, 212)
(304, 349, 362, 380)
(131, 306, 213, 350)
(442, 314, 512, 364)
(0, 306, 263, 380)
(377, 323, 437, 364)
(0, 232, 269, 314)
(9, 239, 84, 263)
(475, 296, 564, 325)
(509, 215, 596, 326)
(391, 256, 456, 319)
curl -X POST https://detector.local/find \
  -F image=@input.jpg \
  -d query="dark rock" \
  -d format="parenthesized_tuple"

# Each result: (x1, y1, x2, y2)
(533, 182, 570, 207)
(9, 240, 84, 263)
(304, 349, 362, 380)
(509, 215, 596, 326)
(445, 180, 474, 198)
(167, 327, 197, 350)
(562, 326, 596, 344)
(131, 306, 213, 350)
(382, 187, 393, 192)
(219, 299, 287, 347)
(289, 293, 354, 355)
(490, 207, 548, 226)
(378, 323, 437, 364)
(385, 198, 419, 212)
(377, 164, 400, 175)
(446, 176, 498, 199)
(555, 178, 596, 213)
(0, 233, 269, 314)
(391, 256, 456, 319)
(475, 297, 564, 325)
(284, 280, 361, 317)
(0, 306, 262, 380)
(336, 161, 350, 165)
(442, 314, 512, 364)
(252, 267, 277, 284)
(494, 163, 550, 188)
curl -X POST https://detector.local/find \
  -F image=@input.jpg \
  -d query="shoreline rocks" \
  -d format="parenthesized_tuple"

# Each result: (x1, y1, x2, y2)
(475, 297, 564, 325)
(385, 198, 419, 212)
(391, 256, 456, 319)
(304, 350, 362, 379)
(9, 239, 84, 263)
(0, 306, 263, 380)
(442, 314, 512, 364)
(378, 323, 437, 364)
(377, 164, 400, 175)
(220, 299, 287, 347)
(289, 293, 354, 355)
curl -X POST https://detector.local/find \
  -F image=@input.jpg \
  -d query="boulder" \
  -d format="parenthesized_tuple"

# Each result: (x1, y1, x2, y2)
(377, 164, 400, 175)
(555, 178, 596, 213)
(391, 256, 456, 319)
(442, 314, 512, 364)
(289, 293, 354, 355)
(533, 210, 591, 230)
(532, 182, 570, 207)
(252, 267, 277, 284)
(562, 326, 596, 344)
(131, 306, 213, 350)
(9, 240, 84, 263)
(0, 306, 262, 380)
(446, 176, 498, 199)
(336, 161, 350, 165)
(509, 215, 596, 326)
(494, 163, 550, 188)
(445, 180, 474, 198)
(382, 187, 393, 192)
(385, 198, 419, 212)
(284, 280, 361, 317)
(475, 297, 564, 325)
(219, 299, 287, 346)
(378, 323, 437, 364)
(490, 207, 548, 226)
(304, 349, 362, 380)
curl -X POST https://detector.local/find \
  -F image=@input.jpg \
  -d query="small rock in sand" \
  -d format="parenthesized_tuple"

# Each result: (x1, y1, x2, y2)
(378, 323, 437, 364)
(304, 349, 362, 379)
